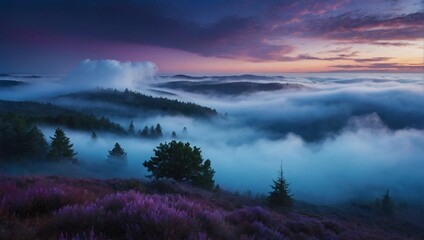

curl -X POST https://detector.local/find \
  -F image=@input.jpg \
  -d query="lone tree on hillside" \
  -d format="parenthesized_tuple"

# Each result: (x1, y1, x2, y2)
(268, 164, 293, 210)
(143, 140, 215, 190)
(47, 128, 77, 163)
(107, 142, 127, 165)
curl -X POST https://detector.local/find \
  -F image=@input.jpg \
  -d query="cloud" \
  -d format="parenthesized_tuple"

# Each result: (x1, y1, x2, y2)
(331, 63, 424, 72)
(0, 59, 158, 100)
(63, 59, 157, 91)
(1, 0, 421, 67)
(309, 11, 424, 41)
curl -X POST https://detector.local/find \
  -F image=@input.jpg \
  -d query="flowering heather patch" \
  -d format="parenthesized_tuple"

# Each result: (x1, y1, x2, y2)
(0, 175, 422, 239)
(48, 191, 226, 239)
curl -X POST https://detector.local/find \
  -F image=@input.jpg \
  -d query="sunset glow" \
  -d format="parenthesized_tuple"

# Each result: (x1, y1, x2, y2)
(0, 0, 422, 74)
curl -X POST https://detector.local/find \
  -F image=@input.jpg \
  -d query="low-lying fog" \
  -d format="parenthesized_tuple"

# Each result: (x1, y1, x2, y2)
(1, 59, 423, 205)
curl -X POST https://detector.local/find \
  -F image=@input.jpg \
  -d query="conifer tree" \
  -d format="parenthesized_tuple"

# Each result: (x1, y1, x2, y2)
(149, 125, 155, 136)
(91, 131, 98, 140)
(107, 142, 127, 165)
(128, 121, 135, 135)
(140, 126, 149, 137)
(381, 190, 394, 214)
(155, 123, 163, 137)
(267, 164, 293, 210)
(47, 128, 77, 163)
(171, 131, 177, 139)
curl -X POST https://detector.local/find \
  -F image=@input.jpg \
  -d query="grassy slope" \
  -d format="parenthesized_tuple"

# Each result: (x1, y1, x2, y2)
(0, 175, 421, 240)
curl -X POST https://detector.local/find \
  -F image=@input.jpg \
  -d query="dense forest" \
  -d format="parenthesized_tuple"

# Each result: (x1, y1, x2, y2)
(58, 88, 218, 117)
(0, 100, 126, 134)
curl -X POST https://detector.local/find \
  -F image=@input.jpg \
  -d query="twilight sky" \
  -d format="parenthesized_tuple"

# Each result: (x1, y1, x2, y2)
(0, 0, 423, 74)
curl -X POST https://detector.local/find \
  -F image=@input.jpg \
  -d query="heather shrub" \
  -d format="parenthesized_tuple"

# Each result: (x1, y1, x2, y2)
(48, 191, 229, 239)
(322, 220, 344, 234)
(286, 218, 326, 239)
(246, 221, 287, 240)
(2, 186, 68, 217)
(226, 206, 272, 226)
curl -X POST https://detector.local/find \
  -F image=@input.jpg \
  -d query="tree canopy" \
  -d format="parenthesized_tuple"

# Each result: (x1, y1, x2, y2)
(143, 141, 215, 190)
(0, 114, 48, 161)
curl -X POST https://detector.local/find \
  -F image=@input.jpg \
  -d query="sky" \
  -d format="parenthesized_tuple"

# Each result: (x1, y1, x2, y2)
(0, 0, 423, 74)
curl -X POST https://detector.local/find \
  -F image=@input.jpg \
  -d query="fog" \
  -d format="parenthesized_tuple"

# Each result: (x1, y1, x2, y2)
(1, 59, 423, 205)
(0, 59, 157, 100)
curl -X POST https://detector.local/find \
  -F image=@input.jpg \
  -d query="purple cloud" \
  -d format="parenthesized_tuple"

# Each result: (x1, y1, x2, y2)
(0, 0, 422, 68)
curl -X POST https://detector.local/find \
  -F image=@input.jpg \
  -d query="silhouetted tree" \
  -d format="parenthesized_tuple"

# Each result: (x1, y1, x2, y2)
(268, 165, 293, 210)
(149, 126, 155, 136)
(382, 190, 394, 215)
(143, 140, 215, 190)
(47, 128, 77, 163)
(107, 142, 127, 165)
(91, 131, 98, 140)
(171, 131, 177, 139)
(140, 126, 149, 137)
(155, 123, 163, 137)
(128, 121, 135, 134)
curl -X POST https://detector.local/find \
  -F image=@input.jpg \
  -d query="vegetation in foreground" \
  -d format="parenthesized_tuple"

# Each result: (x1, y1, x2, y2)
(0, 176, 422, 240)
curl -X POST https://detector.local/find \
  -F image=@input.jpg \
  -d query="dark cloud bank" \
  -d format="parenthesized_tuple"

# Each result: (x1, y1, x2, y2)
(1, 60, 423, 205)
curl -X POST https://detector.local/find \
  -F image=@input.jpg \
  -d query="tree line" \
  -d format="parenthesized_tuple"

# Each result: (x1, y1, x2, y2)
(62, 88, 218, 117)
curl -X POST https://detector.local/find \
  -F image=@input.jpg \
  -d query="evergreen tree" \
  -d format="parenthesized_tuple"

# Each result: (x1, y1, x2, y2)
(149, 125, 155, 136)
(140, 126, 149, 137)
(191, 159, 215, 190)
(171, 131, 177, 139)
(155, 123, 163, 137)
(0, 115, 48, 161)
(128, 121, 135, 135)
(91, 131, 98, 140)
(107, 142, 127, 165)
(267, 165, 293, 210)
(47, 128, 77, 163)
(143, 140, 215, 190)
(381, 190, 394, 214)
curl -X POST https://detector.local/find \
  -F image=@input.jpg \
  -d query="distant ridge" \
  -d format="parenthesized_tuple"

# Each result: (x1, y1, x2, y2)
(167, 74, 285, 81)
(57, 88, 218, 118)
(0, 80, 29, 88)
(155, 81, 306, 96)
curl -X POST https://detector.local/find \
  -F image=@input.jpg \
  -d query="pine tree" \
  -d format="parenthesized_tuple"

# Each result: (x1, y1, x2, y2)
(47, 128, 77, 163)
(149, 125, 155, 136)
(91, 131, 98, 140)
(128, 121, 135, 135)
(381, 190, 394, 214)
(171, 131, 177, 139)
(267, 165, 293, 210)
(140, 126, 149, 137)
(107, 142, 127, 165)
(155, 123, 163, 137)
